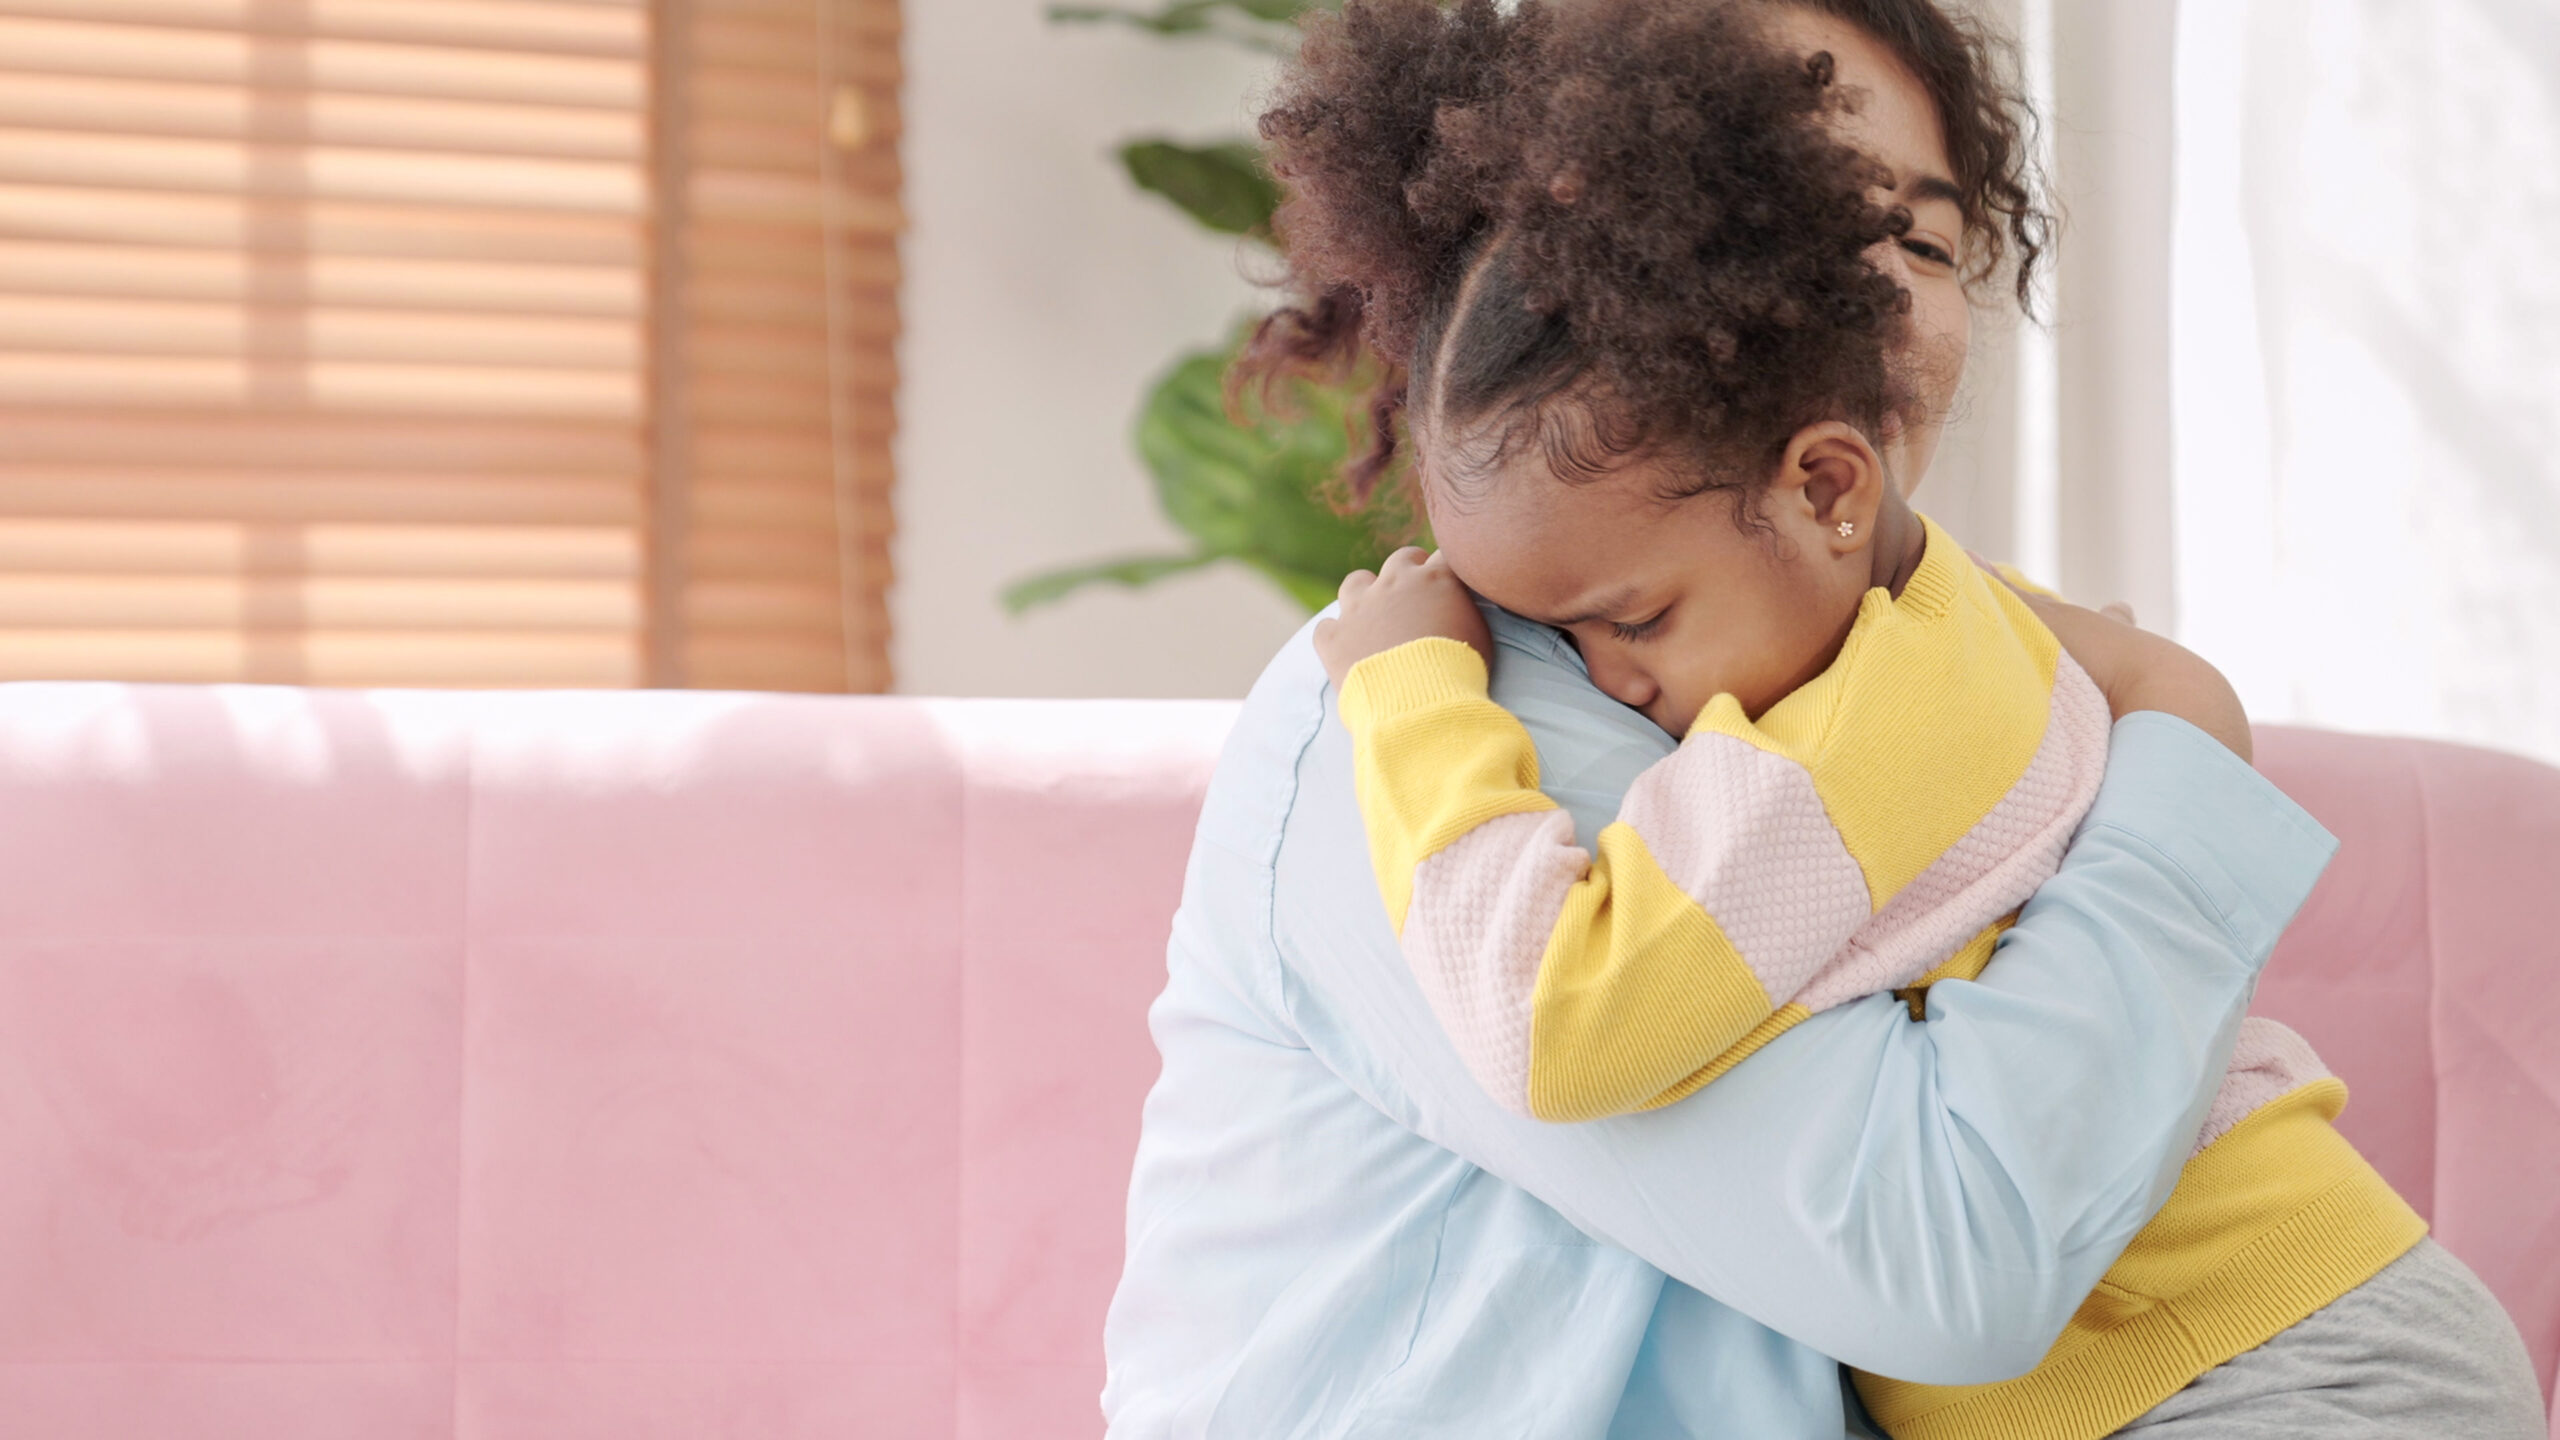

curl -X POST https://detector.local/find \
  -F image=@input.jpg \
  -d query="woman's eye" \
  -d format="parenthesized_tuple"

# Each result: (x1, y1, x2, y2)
(1611, 612, 1667, 643)
(1901, 238, 1955, 267)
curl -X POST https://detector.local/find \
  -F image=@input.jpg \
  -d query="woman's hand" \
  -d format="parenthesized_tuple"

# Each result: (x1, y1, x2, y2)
(2008, 590, 2255, 764)
(1315, 547, 1494, 691)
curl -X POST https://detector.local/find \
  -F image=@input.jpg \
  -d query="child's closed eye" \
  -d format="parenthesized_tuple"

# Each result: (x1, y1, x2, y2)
(1611, 610, 1669, 643)
(1900, 237, 1955, 267)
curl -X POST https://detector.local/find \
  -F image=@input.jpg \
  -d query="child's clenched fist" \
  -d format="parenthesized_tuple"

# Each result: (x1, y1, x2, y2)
(1314, 547, 1494, 691)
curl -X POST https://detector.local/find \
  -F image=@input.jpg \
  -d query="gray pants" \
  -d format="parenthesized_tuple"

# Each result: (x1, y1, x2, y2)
(2116, 1238, 2547, 1437)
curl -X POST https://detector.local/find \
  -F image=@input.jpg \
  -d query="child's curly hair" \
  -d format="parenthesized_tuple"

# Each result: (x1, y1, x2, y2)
(1242, 0, 2047, 512)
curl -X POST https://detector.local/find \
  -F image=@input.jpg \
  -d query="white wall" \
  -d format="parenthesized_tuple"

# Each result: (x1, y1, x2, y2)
(2051, 0, 2178, 631)
(893, 2, 1309, 699)
(2172, 0, 2560, 767)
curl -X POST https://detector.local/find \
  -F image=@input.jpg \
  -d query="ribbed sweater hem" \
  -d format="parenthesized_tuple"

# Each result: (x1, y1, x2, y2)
(1856, 1099, 2426, 1440)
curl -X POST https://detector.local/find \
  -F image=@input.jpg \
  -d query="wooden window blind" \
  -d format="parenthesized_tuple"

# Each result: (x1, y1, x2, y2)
(0, 0, 899, 690)
(659, 0, 897, 692)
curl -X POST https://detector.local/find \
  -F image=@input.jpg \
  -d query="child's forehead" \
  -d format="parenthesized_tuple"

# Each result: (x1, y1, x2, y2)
(1428, 463, 1726, 618)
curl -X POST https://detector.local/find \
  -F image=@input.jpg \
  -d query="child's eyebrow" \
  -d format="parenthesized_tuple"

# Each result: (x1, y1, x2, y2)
(1903, 175, 1965, 208)
(1546, 586, 1646, 628)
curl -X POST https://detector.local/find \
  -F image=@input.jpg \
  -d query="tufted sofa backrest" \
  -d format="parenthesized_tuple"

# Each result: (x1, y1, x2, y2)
(2249, 727, 2560, 1427)
(0, 685, 2550, 1437)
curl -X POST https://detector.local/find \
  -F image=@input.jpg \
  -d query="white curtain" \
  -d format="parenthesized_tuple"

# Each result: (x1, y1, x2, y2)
(2171, 0, 2560, 765)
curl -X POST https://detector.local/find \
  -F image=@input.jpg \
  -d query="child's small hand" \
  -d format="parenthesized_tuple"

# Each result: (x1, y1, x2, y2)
(1314, 547, 1494, 691)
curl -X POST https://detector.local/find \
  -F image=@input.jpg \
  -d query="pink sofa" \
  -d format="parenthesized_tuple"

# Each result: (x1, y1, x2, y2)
(0, 684, 2552, 1439)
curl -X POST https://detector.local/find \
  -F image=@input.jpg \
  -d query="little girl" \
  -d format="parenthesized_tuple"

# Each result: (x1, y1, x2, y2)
(1259, 0, 2548, 1435)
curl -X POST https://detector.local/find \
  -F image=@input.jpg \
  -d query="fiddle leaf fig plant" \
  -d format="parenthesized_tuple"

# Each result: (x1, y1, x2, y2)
(1002, 328, 1411, 615)
(1117, 139, 1282, 238)
(1047, 0, 1320, 53)
(1007, 0, 1414, 618)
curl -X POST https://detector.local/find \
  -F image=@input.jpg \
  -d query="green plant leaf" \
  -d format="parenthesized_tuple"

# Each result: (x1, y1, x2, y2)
(1017, 0, 1380, 621)
(1119, 140, 1280, 238)
(1134, 335, 1415, 612)
(1001, 329, 1416, 617)
(1046, 0, 1333, 51)
(1001, 551, 1225, 614)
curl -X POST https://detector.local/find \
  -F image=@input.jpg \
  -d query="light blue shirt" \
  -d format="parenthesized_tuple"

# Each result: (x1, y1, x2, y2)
(1103, 612, 2339, 1438)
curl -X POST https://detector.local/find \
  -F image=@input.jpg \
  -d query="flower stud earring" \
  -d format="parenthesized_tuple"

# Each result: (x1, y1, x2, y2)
(1837, 521, 1856, 539)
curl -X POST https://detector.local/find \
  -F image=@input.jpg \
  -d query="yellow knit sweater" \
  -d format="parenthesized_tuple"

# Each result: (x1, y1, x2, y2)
(1337, 519, 2423, 1439)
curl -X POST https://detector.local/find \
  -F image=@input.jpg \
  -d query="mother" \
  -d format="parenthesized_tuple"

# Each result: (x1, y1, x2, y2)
(1103, 2, 2333, 1435)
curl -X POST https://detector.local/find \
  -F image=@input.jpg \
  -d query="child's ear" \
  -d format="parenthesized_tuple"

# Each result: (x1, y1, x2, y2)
(1775, 421, 1888, 557)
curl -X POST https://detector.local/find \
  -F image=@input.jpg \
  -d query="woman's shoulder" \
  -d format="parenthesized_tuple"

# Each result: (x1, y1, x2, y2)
(1211, 607, 1675, 857)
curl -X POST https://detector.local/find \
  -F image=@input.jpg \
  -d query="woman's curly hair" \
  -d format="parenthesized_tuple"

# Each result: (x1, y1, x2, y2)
(1242, 0, 2049, 512)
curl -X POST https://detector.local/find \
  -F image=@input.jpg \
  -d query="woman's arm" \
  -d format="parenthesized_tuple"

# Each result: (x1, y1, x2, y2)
(1275, 612, 2334, 1386)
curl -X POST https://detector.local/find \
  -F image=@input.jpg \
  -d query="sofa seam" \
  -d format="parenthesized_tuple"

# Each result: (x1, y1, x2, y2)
(2410, 744, 2446, 1222)
(953, 723, 974, 1431)
(449, 703, 480, 1420)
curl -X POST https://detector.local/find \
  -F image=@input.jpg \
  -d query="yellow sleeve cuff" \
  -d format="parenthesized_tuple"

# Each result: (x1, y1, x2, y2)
(1338, 636, 1494, 736)
(1336, 635, 1555, 930)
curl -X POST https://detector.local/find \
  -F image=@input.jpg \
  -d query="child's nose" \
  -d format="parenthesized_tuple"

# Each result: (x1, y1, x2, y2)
(1584, 648, 1658, 711)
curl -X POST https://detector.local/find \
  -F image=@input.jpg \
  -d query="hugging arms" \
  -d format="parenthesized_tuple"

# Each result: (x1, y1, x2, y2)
(1103, 597, 2335, 1436)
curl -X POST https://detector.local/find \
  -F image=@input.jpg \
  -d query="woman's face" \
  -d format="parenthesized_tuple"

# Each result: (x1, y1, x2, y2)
(1766, 5, 1974, 495)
